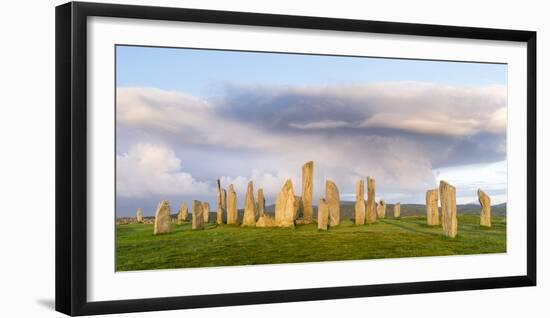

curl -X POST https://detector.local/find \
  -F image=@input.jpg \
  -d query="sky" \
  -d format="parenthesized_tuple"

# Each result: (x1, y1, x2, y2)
(115, 45, 508, 217)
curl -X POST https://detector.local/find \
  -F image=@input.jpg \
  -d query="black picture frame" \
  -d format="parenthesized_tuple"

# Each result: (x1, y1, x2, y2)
(55, 1, 537, 316)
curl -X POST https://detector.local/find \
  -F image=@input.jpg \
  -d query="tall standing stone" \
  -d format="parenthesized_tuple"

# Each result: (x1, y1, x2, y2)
(478, 189, 491, 227)
(242, 181, 257, 226)
(274, 179, 297, 227)
(202, 202, 210, 223)
(317, 198, 329, 230)
(136, 208, 143, 223)
(377, 199, 386, 219)
(440, 181, 457, 238)
(216, 179, 226, 225)
(257, 188, 265, 217)
(355, 179, 366, 225)
(426, 189, 439, 225)
(192, 200, 204, 230)
(177, 203, 188, 224)
(301, 161, 314, 224)
(394, 203, 401, 218)
(326, 180, 340, 226)
(366, 176, 377, 224)
(153, 200, 171, 235)
(227, 184, 237, 225)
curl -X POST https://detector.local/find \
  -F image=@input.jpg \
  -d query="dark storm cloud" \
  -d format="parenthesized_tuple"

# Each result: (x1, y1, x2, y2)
(212, 83, 506, 168)
(215, 85, 373, 132)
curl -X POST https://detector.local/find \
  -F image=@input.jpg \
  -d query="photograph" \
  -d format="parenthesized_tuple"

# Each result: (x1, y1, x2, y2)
(115, 45, 508, 271)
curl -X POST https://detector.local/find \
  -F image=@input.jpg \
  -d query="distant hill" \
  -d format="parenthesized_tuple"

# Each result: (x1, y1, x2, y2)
(157, 201, 506, 224)
(265, 201, 506, 219)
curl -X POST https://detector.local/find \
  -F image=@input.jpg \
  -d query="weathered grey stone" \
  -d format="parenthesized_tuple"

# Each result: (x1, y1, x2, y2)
(257, 188, 265, 217)
(202, 201, 210, 223)
(227, 184, 237, 225)
(192, 200, 204, 230)
(440, 181, 457, 238)
(275, 179, 297, 227)
(153, 200, 171, 235)
(393, 203, 401, 218)
(366, 176, 377, 224)
(242, 181, 257, 227)
(216, 179, 226, 225)
(317, 198, 329, 230)
(355, 179, 365, 225)
(136, 208, 143, 223)
(177, 203, 188, 224)
(426, 189, 439, 226)
(256, 214, 276, 227)
(377, 199, 386, 219)
(301, 161, 314, 224)
(478, 189, 491, 227)
(326, 180, 340, 226)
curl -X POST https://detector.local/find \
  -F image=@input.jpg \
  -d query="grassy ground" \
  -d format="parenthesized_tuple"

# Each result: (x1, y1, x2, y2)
(115, 215, 506, 271)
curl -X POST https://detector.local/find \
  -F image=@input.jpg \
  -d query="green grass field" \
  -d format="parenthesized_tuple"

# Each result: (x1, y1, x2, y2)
(115, 215, 506, 271)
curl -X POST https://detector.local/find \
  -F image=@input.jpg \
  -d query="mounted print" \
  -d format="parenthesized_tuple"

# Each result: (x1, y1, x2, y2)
(56, 1, 536, 316)
(115, 46, 508, 271)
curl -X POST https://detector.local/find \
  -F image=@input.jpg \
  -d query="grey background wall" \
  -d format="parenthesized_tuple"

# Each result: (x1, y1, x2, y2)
(0, 0, 547, 316)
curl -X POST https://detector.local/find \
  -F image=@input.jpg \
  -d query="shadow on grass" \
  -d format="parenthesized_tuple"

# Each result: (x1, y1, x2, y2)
(378, 219, 446, 238)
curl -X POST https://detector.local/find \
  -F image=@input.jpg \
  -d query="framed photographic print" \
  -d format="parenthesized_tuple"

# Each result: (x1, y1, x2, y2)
(55, 1, 536, 316)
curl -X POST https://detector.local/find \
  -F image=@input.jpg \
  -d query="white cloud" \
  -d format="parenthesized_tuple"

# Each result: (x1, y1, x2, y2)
(287, 82, 507, 137)
(117, 87, 289, 150)
(220, 169, 300, 203)
(433, 160, 507, 204)
(360, 112, 480, 136)
(117, 143, 210, 198)
(486, 107, 508, 134)
(117, 87, 211, 133)
(289, 120, 352, 129)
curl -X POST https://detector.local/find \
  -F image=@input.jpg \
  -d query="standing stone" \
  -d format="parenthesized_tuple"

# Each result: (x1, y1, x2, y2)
(192, 200, 204, 230)
(478, 189, 491, 227)
(317, 198, 329, 230)
(274, 179, 297, 227)
(153, 200, 171, 235)
(136, 208, 143, 223)
(216, 179, 226, 225)
(377, 199, 386, 219)
(202, 202, 210, 223)
(326, 180, 340, 226)
(177, 203, 188, 224)
(301, 161, 314, 224)
(355, 179, 366, 225)
(440, 181, 457, 238)
(242, 181, 257, 226)
(227, 184, 237, 225)
(426, 189, 439, 226)
(393, 203, 401, 218)
(257, 188, 266, 217)
(366, 176, 377, 224)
